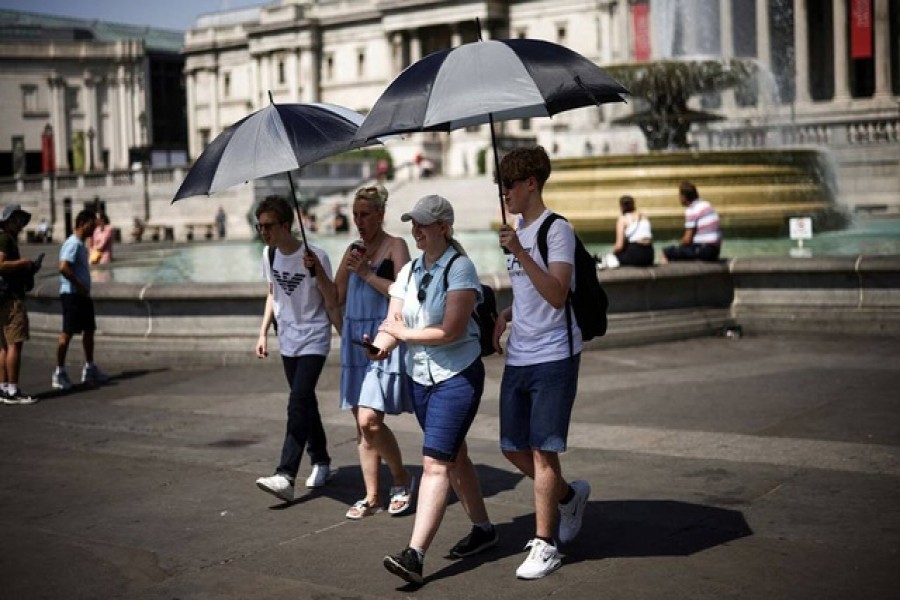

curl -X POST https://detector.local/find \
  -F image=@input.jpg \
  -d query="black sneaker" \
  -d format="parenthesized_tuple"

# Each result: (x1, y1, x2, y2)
(3, 390, 37, 405)
(448, 525, 499, 558)
(383, 547, 423, 585)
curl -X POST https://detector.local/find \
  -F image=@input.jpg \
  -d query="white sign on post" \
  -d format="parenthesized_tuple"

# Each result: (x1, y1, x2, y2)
(789, 217, 813, 241)
(789, 217, 813, 256)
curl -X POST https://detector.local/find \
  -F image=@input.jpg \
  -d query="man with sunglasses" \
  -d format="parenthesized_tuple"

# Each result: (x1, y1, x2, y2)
(253, 195, 339, 503)
(495, 146, 591, 580)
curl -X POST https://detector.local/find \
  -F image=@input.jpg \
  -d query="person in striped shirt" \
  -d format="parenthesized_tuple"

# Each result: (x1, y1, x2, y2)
(662, 181, 722, 262)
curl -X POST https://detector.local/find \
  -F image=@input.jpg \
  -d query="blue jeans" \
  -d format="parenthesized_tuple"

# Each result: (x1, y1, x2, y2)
(409, 358, 484, 462)
(276, 354, 330, 479)
(500, 355, 580, 453)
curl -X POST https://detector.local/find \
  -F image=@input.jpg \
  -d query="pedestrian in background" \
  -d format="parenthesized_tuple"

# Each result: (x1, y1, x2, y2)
(334, 185, 415, 520)
(0, 204, 42, 404)
(662, 181, 722, 262)
(372, 194, 496, 586)
(53, 209, 109, 390)
(254, 196, 340, 502)
(88, 213, 114, 264)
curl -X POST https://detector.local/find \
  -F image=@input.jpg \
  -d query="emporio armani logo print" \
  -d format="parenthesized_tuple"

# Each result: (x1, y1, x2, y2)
(274, 269, 306, 295)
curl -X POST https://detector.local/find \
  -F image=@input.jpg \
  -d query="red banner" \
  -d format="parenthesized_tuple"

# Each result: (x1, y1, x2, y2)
(632, 2, 651, 61)
(850, 0, 873, 59)
(41, 127, 55, 173)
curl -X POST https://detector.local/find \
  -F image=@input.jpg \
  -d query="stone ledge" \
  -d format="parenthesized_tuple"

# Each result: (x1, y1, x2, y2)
(23, 256, 900, 365)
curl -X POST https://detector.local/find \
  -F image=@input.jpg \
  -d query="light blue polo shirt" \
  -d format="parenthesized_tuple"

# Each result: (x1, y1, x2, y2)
(58, 233, 91, 294)
(389, 247, 483, 386)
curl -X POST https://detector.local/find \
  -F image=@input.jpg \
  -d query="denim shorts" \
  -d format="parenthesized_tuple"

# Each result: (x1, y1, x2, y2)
(500, 355, 580, 453)
(409, 358, 484, 462)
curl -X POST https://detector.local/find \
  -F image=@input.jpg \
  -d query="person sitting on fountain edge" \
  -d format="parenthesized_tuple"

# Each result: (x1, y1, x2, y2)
(662, 181, 722, 263)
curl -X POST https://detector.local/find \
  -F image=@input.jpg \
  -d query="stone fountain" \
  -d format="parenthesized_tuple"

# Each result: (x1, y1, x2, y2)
(544, 58, 847, 242)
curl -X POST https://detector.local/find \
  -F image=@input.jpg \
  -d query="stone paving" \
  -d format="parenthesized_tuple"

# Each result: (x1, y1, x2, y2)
(0, 334, 898, 599)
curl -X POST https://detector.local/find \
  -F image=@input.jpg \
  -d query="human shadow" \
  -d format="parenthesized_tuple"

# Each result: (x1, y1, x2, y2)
(565, 499, 753, 562)
(421, 499, 752, 585)
(34, 368, 170, 402)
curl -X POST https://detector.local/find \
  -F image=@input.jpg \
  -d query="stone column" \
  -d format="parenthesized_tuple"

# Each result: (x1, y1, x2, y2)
(84, 74, 99, 169)
(209, 67, 220, 138)
(720, 0, 735, 109)
(117, 65, 132, 168)
(249, 56, 260, 108)
(833, 0, 850, 100)
(288, 50, 300, 102)
(409, 30, 422, 62)
(793, 0, 811, 104)
(185, 70, 199, 159)
(450, 23, 462, 48)
(873, 0, 891, 98)
(48, 76, 68, 171)
(391, 32, 404, 73)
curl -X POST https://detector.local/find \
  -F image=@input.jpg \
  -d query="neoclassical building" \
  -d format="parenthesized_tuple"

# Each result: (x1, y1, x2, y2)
(182, 0, 899, 200)
(0, 9, 187, 177)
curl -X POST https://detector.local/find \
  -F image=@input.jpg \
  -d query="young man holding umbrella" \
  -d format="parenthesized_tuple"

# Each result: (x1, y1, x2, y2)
(495, 146, 591, 580)
(254, 195, 339, 502)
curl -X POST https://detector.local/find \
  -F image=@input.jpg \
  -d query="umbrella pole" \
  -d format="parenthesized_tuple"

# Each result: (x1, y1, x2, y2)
(286, 170, 316, 276)
(488, 113, 507, 225)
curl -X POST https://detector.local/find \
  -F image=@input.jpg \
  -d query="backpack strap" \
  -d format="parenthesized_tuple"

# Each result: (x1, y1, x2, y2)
(442, 252, 462, 289)
(536, 213, 575, 357)
(267, 245, 276, 272)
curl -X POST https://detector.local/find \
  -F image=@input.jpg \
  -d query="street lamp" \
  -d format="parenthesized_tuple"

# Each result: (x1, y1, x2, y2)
(86, 127, 95, 171)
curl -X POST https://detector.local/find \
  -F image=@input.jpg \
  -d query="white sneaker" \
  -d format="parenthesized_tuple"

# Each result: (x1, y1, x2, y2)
(305, 463, 334, 488)
(558, 479, 591, 544)
(515, 538, 562, 580)
(82, 364, 110, 385)
(52, 370, 73, 391)
(255, 474, 294, 502)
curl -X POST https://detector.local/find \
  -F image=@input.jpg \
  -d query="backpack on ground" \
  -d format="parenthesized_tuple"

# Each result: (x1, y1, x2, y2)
(536, 213, 609, 352)
(408, 255, 498, 357)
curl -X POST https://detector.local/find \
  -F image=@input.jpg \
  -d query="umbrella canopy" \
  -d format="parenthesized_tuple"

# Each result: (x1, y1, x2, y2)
(353, 38, 628, 223)
(173, 101, 375, 201)
(354, 38, 628, 140)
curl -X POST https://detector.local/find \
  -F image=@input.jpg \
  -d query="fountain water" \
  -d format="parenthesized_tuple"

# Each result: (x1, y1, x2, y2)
(544, 0, 848, 242)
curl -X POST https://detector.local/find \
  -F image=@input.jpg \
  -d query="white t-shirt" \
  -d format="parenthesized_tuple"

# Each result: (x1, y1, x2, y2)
(506, 210, 583, 366)
(262, 243, 333, 357)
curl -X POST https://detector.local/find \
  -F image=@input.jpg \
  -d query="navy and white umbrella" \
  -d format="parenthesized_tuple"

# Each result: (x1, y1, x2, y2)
(173, 98, 380, 269)
(354, 37, 628, 222)
(173, 100, 375, 202)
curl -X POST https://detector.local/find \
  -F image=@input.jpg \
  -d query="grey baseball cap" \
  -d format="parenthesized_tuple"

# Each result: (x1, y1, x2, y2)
(400, 194, 454, 226)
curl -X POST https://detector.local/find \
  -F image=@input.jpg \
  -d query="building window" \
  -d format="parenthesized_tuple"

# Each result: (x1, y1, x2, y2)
(520, 118, 531, 131)
(357, 49, 366, 77)
(223, 73, 231, 97)
(278, 60, 286, 85)
(556, 24, 567, 45)
(21, 85, 41, 113)
(516, 28, 527, 39)
(325, 54, 334, 80)
(66, 87, 80, 112)
(200, 129, 211, 149)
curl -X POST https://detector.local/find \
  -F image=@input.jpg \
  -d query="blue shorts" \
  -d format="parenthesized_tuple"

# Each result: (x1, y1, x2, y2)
(409, 358, 484, 463)
(500, 355, 580, 453)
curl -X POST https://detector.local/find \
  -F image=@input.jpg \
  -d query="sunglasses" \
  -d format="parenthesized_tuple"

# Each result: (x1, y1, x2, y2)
(417, 273, 433, 303)
(501, 176, 528, 190)
(255, 221, 280, 232)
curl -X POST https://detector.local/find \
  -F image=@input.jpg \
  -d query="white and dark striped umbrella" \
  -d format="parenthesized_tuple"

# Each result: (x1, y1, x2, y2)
(173, 101, 375, 201)
(353, 38, 628, 222)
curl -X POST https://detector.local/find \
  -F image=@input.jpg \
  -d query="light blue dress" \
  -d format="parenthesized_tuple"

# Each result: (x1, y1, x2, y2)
(340, 260, 412, 414)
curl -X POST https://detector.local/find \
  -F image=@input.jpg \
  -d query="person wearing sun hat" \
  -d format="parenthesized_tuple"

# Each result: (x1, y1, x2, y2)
(0, 203, 42, 404)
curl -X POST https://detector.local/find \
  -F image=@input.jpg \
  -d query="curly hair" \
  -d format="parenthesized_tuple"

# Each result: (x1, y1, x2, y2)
(499, 146, 552, 189)
(255, 195, 294, 226)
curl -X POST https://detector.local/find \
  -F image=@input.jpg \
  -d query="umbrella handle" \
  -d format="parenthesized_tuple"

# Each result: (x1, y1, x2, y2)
(285, 171, 316, 276)
(488, 114, 507, 226)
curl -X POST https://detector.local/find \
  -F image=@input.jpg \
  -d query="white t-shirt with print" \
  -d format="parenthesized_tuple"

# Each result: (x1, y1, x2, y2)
(262, 243, 333, 357)
(506, 210, 583, 366)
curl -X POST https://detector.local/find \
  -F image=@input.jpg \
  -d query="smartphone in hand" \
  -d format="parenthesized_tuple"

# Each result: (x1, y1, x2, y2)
(351, 339, 381, 354)
(33, 252, 45, 271)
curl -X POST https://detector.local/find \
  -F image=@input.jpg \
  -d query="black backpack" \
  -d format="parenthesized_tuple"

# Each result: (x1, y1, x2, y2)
(537, 213, 609, 353)
(408, 254, 498, 357)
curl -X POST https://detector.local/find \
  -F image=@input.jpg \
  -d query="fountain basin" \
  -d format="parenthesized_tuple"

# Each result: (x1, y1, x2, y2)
(543, 149, 846, 242)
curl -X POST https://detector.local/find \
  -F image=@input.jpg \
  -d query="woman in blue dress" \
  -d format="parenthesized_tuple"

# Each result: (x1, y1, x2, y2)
(335, 185, 415, 519)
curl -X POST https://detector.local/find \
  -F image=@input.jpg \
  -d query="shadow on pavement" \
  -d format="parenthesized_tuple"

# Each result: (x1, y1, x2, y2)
(568, 499, 753, 561)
